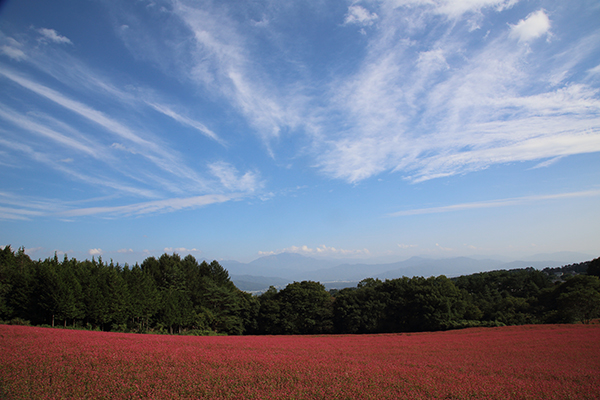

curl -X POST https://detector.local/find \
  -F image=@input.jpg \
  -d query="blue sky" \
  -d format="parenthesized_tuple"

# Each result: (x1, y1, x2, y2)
(1, 0, 599, 265)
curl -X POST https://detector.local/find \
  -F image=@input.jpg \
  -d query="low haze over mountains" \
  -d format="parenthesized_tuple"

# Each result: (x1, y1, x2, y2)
(223, 252, 594, 293)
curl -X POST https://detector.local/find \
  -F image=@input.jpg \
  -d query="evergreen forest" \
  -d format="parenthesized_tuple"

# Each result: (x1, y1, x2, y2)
(1, 245, 599, 335)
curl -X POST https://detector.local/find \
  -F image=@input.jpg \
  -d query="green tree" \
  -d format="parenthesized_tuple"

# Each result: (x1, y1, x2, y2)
(2, 247, 35, 322)
(124, 264, 159, 332)
(276, 281, 333, 334)
(587, 257, 600, 278)
(556, 275, 600, 324)
(256, 286, 282, 334)
(333, 279, 388, 334)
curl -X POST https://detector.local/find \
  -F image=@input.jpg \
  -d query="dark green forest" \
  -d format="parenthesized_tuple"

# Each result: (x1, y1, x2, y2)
(1, 245, 599, 335)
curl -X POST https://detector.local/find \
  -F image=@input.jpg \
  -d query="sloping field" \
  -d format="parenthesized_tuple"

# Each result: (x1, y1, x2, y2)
(1, 324, 599, 399)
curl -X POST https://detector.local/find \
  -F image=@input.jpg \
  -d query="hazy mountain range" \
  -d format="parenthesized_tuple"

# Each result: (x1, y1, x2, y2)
(221, 251, 595, 293)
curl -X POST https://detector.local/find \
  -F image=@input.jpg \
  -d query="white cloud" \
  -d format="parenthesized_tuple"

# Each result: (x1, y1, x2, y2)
(0, 104, 100, 158)
(416, 48, 448, 72)
(162, 1, 305, 148)
(389, 189, 600, 216)
(435, 243, 453, 252)
(531, 156, 564, 169)
(0, 127, 158, 199)
(164, 247, 200, 254)
(344, 5, 378, 26)
(589, 64, 600, 76)
(23, 247, 44, 256)
(398, 244, 418, 249)
(88, 248, 103, 256)
(37, 28, 72, 45)
(387, 0, 519, 18)
(1, 45, 26, 60)
(261, 244, 371, 257)
(509, 9, 551, 43)
(2, 1, 598, 226)
(257, 250, 276, 256)
(0, 191, 63, 221)
(0, 206, 44, 220)
(146, 102, 223, 144)
(208, 161, 262, 193)
(0, 188, 237, 222)
(61, 194, 238, 217)
(314, 7, 600, 184)
(0, 66, 209, 191)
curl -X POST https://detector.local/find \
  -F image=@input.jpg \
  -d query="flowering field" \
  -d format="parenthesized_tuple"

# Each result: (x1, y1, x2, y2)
(1, 324, 599, 399)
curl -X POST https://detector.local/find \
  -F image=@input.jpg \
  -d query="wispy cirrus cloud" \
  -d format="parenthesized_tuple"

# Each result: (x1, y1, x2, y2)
(0, 135, 159, 199)
(12, 36, 224, 147)
(105, 0, 599, 188)
(1, 0, 598, 227)
(314, 3, 600, 183)
(60, 194, 238, 218)
(145, 101, 223, 144)
(389, 189, 600, 217)
(383, 0, 519, 18)
(1, 45, 26, 61)
(114, 0, 306, 148)
(0, 42, 260, 214)
(0, 24, 235, 201)
(0, 67, 205, 185)
(0, 105, 103, 159)
(0, 192, 240, 220)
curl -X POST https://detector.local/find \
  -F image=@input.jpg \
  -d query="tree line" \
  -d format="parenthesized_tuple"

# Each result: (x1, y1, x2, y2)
(1, 245, 599, 335)
(0, 246, 257, 334)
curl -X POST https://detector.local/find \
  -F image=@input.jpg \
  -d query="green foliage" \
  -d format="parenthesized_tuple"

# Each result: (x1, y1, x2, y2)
(0, 246, 255, 335)
(256, 281, 333, 334)
(544, 275, 600, 324)
(587, 257, 600, 278)
(333, 280, 387, 333)
(452, 268, 553, 325)
(1, 244, 598, 335)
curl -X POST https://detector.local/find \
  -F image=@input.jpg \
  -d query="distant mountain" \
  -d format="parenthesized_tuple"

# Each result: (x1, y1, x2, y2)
(224, 253, 337, 280)
(496, 260, 573, 270)
(230, 274, 291, 293)
(293, 256, 505, 282)
(251, 252, 337, 272)
(519, 252, 594, 264)
(223, 252, 598, 293)
(295, 261, 405, 282)
(375, 257, 504, 280)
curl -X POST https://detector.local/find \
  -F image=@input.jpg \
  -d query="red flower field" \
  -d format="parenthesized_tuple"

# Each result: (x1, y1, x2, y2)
(1, 324, 599, 399)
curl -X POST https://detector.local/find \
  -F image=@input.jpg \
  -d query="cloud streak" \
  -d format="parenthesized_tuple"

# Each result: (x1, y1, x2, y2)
(389, 189, 600, 217)
(0, 67, 207, 188)
(60, 194, 238, 218)
(106, 0, 600, 185)
(0, 188, 242, 220)
(314, 3, 600, 183)
(1, 0, 598, 228)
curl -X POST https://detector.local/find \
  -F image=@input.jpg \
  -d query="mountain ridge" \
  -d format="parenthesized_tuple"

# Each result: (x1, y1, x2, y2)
(225, 251, 595, 293)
